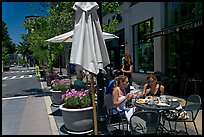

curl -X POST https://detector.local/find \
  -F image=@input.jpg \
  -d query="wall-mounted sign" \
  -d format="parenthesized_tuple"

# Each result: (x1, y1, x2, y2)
(144, 18, 202, 39)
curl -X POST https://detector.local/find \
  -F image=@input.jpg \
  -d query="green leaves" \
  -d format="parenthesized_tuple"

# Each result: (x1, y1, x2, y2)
(2, 20, 16, 65)
(21, 2, 121, 66)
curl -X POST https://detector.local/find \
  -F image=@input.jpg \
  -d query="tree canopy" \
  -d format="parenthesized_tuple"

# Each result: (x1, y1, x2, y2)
(2, 20, 16, 65)
(21, 2, 121, 68)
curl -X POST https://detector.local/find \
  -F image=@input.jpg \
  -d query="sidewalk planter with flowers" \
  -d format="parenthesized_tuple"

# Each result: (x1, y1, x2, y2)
(50, 79, 71, 106)
(59, 89, 93, 134)
(46, 69, 59, 86)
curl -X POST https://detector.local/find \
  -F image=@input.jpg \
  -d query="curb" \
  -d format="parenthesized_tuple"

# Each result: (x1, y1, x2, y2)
(40, 81, 60, 135)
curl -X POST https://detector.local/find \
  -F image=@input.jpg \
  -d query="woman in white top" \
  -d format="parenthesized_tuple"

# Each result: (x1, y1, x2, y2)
(112, 75, 138, 121)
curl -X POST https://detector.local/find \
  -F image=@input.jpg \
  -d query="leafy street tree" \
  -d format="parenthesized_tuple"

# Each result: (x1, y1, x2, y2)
(21, 2, 121, 72)
(16, 42, 32, 66)
(2, 20, 16, 66)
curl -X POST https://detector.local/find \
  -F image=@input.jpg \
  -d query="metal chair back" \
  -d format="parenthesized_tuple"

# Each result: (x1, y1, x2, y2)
(163, 94, 202, 135)
(104, 94, 129, 135)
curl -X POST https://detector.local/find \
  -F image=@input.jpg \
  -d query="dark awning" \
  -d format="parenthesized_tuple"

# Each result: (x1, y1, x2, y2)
(144, 18, 202, 39)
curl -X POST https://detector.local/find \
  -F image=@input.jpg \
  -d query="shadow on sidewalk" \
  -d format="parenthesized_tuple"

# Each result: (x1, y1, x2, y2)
(49, 108, 62, 116)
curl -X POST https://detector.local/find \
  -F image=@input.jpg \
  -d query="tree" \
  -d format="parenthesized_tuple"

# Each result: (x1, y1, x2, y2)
(2, 20, 16, 66)
(16, 42, 32, 65)
(101, 2, 121, 33)
(21, 2, 121, 69)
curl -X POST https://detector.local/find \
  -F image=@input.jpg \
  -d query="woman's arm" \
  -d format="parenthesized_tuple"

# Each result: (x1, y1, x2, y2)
(112, 87, 127, 107)
(121, 64, 133, 74)
(160, 85, 165, 95)
(141, 84, 149, 97)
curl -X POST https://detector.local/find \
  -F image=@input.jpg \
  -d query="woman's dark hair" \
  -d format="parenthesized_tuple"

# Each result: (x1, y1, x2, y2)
(147, 74, 157, 81)
(146, 74, 158, 89)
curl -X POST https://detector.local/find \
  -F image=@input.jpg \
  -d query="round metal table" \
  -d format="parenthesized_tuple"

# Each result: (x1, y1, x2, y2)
(133, 99, 181, 135)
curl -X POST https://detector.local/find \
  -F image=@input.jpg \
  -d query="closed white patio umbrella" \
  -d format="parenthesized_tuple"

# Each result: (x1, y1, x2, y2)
(70, 2, 110, 135)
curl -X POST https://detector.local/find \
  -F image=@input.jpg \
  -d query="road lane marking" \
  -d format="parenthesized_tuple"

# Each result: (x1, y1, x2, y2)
(2, 77, 8, 80)
(11, 76, 16, 79)
(2, 75, 36, 80)
(2, 96, 29, 100)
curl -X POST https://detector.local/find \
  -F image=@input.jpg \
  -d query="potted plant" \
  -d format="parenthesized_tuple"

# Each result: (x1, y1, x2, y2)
(46, 69, 59, 86)
(59, 88, 93, 134)
(50, 79, 71, 106)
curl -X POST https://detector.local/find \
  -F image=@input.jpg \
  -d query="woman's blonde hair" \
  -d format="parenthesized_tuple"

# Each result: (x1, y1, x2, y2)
(114, 75, 127, 87)
(124, 53, 132, 65)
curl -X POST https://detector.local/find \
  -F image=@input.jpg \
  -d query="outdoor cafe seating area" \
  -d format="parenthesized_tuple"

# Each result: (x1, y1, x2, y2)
(103, 89, 202, 135)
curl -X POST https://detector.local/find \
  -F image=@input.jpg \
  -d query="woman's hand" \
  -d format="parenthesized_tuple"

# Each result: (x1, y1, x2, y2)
(126, 93, 134, 100)
(146, 89, 150, 94)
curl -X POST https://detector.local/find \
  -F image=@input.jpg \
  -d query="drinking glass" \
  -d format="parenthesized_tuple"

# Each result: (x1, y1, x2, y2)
(160, 95, 166, 103)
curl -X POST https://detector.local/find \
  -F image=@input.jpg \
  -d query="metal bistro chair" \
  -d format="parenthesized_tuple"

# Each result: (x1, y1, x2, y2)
(162, 94, 202, 135)
(129, 110, 160, 135)
(104, 94, 129, 135)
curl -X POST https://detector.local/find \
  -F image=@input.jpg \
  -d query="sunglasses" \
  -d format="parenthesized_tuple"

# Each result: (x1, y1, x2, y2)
(148, 80, 155, 83)
(124, 81, 129, 84)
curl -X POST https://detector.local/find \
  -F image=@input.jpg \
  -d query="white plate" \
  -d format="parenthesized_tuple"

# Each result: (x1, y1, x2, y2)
(136, 99, 149, 104)
(156, 102, 170, 107)
(172, 98, 178, 101)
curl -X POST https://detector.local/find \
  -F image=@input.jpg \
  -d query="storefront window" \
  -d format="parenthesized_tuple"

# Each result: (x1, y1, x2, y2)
(167, 2, 202, 27)
(166, 2, 202, 75)
(133, 19, 154, 73)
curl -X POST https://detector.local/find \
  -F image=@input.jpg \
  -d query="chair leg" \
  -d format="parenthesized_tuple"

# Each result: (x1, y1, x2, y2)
(168, 121, 173, 134)
(127, 122, 128, 132)
(184, 122, 188, 135)
(174, 121, 178, 135)
(162, 119, 165, 126)
(193, 121, 199, 135)
(119, 123, 121, 130)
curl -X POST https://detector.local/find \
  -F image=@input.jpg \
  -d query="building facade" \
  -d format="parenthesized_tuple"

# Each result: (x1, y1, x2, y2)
(102, 2, 202, 96)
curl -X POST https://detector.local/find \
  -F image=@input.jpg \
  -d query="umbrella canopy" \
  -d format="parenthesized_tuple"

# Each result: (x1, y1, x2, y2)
(70, 2, 110, 75)
(45, 30, 118, 43)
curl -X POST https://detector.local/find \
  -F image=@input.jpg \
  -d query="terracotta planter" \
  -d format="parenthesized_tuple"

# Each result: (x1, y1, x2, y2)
(59, 104, 93, 134)
(50, 90, 65, 106)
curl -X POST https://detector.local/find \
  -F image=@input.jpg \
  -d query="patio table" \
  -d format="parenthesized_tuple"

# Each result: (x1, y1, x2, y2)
(133, 96, 181, 134)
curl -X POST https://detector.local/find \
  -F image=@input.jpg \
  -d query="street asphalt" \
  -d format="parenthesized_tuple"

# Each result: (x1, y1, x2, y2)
(2, 67, 202, 135)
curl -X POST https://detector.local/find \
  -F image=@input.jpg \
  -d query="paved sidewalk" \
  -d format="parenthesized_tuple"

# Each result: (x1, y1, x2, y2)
(2, 95, 53, 135)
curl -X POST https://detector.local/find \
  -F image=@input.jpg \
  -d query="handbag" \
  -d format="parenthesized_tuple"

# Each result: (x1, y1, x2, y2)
(163, 109, 189, 120)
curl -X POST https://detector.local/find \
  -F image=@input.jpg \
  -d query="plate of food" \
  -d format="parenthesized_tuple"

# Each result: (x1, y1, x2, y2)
(136, 99, 149, 104)
(168, 98, 178, 102)
(172, 98, 178, 101)
(156, 102, 170, 107)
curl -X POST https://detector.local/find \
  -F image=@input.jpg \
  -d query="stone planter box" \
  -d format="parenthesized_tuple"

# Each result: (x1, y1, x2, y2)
(59, 104, 93, 134)
(50, 90, 65, 106)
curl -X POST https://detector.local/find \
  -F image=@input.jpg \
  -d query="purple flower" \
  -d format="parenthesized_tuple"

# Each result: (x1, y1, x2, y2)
(62, 88, 92, 109)
(52, 79, 72, 91)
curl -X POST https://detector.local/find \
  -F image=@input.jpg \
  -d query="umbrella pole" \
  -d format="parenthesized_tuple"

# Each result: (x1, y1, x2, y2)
(86, 74, 89, 87)
(90, 74, 98, 135)
(96, 70, 108, 135)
